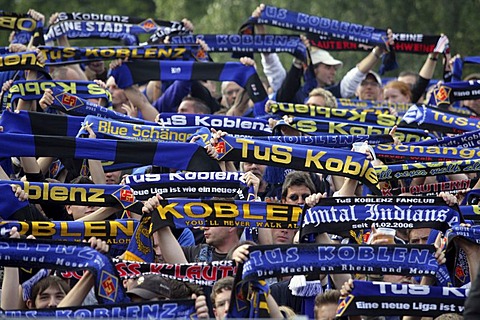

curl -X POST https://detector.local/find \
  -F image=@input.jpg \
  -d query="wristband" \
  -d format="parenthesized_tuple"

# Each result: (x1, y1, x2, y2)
(372, 48, 383, 59)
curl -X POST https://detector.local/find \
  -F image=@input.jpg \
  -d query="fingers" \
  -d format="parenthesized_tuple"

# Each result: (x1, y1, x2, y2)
(39, 88, 54, 110)
(9, 226, 20, 239)
(194, 294, 209, 319)
(181, 18, 194, 32)
(88, 237, 109, 254)
(232, 244, 250, 264)
(340, 278, 354, 296)
(93, 79, 107, 89)
(264, 99, 275, 113)
(305, 192, 325, 207)
(142, 194, 163, 214)
(11, 184, 28, 201)
(209, 129, 227, 145)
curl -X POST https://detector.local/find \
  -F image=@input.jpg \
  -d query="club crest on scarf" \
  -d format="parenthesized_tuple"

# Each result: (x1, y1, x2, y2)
(98, 270, 119, 302)
(433, 86, 452, 105)
(402, 105, 426, 125)
(336, 294, 354, 317)
(138, 18, 158, 32)
(112, 186, 137, 209)
(214, 138, 234, 160)
(54, 91, 84, 111)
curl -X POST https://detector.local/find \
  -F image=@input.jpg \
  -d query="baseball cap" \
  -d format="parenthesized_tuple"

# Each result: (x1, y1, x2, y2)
(310, 49, 343, 67)
(126, 274, 171, 300)
(365, 71, 382, 86)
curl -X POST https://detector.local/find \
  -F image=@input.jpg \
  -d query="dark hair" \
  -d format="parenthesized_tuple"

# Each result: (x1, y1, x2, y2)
(211, 276, 234, 305)
(31, 276, 71, 304)
(281, 171, 316, 200)
(314, 289, 341, 309)
(69, 176, 95, 184)
(180, 96, 211, 114)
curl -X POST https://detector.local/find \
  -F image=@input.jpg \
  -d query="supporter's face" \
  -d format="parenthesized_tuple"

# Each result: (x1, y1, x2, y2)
(243, 162, 266, 179)
(204, 227, 230, 247)
(408, 228, 431, 245)
(357, 75, 382, 101)
(214, 289, 231, 320)
(306, 95, 326, 107)
(314, 63, 337, 87)
(271, 228, 296, 244)
(33, 285, 66, 309)
(106, 76, 129, 112)
(315, 302, 337, 320)
(104, 170, 122, 185)
(88, 61, 106, 74)
(383, 88, 409, 104)
(66, 205, 98, 220)
(222, 82, 242, 107)
(283, 185, 312, 205)
(177, 101, 197, 114)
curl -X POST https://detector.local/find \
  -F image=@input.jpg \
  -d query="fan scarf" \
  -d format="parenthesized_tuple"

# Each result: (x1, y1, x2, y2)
(0, 219, 135, 251)
(400, 104, 480, 133)
(151, 199, 302, 231)
(300, 196, 461, 239)
(156, 112, 272, 136)
(0, 11, 44, 45)
(372, 144, 480, 162)
(308, 32, 441, 54)
(242, 244, 438, 281)
(3, 80, 113, 109)
(0, 51, 49, 78)
(0, 132, 220, 172)
(48, 86, 141, 122)
(40, 44, 201, 65)
(0, 300, 195, 319)
(381, 178, 477, 196)
(255, 134, 393, 147)
(78, 115, 211, 145)
(213, 136, 379, 193)
(170, 34, 308, 61)
(446, 225, 480, 245)
(336, 281, 466, 318)
(269, 102, 400, 127)
(109, 60, 268, 116)
(337, 98, 413, 116)
(114, 259, 237, 286)
(45, 12, 188, 44)
(274, 116, 431, 142)
(240, 5, 386, 47)
(375, 158, 480, 181)
(1, 180, 143, 213)
(427, 80, 480, 107)
(0, 238, 128, 304)
(0, 110, 84, 136)
(124, 171, 252, 200)
(412, 128, 480, 149)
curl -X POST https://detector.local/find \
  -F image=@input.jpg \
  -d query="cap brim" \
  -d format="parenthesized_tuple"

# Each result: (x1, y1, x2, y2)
(321, 59, 343, 67)
(127, 288, 158, 300)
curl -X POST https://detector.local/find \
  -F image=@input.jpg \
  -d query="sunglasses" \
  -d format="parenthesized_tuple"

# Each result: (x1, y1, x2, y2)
(288, 193, 311, 202)
(360, 80, 380, 87)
